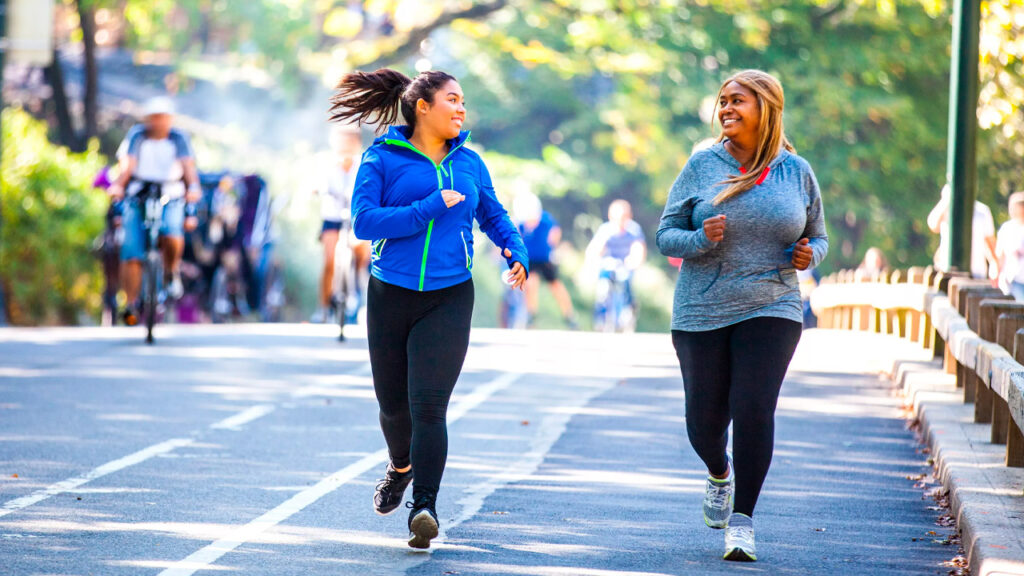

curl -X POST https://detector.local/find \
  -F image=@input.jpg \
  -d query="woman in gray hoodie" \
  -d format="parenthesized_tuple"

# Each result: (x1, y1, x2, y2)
(657, 69, 828, 562)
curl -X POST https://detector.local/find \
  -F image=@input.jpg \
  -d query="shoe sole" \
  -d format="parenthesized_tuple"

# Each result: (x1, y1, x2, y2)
(408, 511, 438, 549)
(704, 517, 728, 530)
(724, 547, 757, 562)
(374, 503, 400, 517)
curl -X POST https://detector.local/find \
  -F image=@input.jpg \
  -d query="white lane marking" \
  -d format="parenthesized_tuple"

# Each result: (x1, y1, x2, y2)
(0, 361, 373, 518)
(393, 375, 619, 572)
(157, 372, 524, 576)
(0, 438, 194, 519)
(209, 405, 276, 430)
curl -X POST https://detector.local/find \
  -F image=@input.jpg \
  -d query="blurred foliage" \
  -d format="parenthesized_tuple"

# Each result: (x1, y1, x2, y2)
(69, 0, 1024, 273)
(1, 108, 108, 325)
(32, 0, 1024, 328)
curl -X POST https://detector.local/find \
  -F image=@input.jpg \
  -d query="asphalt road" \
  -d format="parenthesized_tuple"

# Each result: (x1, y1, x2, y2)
(0, 324, 955, 575)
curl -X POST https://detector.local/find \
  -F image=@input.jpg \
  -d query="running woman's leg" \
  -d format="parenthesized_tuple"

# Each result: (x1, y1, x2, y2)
(727, 317, 802, 517)
(320, 228, 341, 315)
(672, 328, 733, 477)
(405, 279, 474, 501)
(366, 276, 414, 471)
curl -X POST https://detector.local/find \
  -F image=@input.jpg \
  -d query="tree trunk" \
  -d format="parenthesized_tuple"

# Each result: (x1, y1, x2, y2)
(77, 0, 99, 142)
(43, 47, 83, 152)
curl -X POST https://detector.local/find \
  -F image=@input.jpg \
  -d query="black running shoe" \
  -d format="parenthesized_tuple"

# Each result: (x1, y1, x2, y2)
(406, 495, 439, 549)
(373, 464, 413, 516)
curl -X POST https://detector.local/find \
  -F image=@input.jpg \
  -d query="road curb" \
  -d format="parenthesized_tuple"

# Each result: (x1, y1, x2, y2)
(893, 358, 1024, 576)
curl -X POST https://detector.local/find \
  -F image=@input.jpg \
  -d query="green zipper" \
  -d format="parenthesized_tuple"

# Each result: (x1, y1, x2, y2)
(384, 135, 470, 291)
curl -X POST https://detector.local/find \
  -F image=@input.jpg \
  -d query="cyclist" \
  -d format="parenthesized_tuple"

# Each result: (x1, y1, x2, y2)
(108, 97, 200, 325)
(311, 124, 366, 324)
(585, 199, 646, 329)
(513, 190, 578, 328)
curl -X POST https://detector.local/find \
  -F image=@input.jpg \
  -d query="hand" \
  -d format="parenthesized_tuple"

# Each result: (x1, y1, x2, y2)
(184, 216, 199, 232)
(791, 238, 813, 270)
(703, 215, 726, 242)
(503, 247, 528, 290)
(441, 189, 466, 208)
(108, 183, 125, 201)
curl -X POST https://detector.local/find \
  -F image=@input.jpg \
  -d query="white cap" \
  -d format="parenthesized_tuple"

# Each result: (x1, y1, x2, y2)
(142, 96, 175, 117)
(512, 190, 542, 224)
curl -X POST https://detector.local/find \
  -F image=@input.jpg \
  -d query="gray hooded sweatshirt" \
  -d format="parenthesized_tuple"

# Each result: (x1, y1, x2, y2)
(657, 141, 828, 331)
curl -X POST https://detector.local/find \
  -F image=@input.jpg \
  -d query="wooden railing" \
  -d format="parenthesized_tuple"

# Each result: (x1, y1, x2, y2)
(810, 267, 1024, 467)
(813, 266, 940, 349)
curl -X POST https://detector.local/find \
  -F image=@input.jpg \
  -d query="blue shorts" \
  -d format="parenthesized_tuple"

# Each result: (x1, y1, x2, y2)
(321, 220, 344, 236)
(120, 198, 186, 261)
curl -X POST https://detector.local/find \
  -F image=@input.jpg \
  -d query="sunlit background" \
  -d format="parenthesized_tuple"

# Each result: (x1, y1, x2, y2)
(2, 0, 1023, 328)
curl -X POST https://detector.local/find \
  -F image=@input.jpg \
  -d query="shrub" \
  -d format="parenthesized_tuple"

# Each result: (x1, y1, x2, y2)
(1, 107, 108, 325)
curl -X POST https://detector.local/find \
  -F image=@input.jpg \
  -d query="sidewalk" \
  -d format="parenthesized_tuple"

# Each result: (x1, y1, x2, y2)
(895, 354, 1024, 576)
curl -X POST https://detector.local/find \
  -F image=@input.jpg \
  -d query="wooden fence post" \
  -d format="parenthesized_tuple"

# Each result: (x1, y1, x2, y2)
(1010, 329, 1024, 467)
(994, 314, 1024, 443)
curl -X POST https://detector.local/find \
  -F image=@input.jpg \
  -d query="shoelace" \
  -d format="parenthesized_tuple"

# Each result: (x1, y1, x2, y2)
(406, 495, 436, 512)
(728, 525, 755, 545)
(706, 481, 732, 509)
(376, 469, 407, 494)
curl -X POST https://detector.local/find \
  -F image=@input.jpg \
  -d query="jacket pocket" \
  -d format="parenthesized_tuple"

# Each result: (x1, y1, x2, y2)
(699, 262, 723, 295)
(372, 239, 388, 261)
(775, 266, 798, 288)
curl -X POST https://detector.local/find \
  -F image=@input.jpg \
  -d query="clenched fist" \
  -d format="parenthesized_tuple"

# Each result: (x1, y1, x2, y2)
(703, 215, 726, 243)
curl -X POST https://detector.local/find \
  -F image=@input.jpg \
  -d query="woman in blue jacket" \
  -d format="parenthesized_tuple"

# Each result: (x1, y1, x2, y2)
(329, 68, 528, 549)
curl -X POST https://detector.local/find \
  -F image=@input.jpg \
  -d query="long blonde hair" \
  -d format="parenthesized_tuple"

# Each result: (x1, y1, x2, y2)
(712, 70, 795, 205)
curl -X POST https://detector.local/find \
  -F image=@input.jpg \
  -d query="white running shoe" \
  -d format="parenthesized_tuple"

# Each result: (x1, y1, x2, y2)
(167, 273, 184, 300)
(724, 513, 757, 562)
(703, 454, 734, 529)
(309, 308, 327, 324)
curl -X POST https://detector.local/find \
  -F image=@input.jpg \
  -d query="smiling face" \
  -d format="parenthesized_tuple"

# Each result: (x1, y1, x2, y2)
(717, 81, 761, 143)
(417, 79, 466, 141)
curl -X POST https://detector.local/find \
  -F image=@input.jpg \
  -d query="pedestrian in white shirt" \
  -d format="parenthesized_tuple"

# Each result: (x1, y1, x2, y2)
(928, 184, 997, 280)
(996, 192, 1024, 301)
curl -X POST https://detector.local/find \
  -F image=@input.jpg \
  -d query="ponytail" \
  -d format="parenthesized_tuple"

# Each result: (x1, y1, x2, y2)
(328, 68, 457, 135)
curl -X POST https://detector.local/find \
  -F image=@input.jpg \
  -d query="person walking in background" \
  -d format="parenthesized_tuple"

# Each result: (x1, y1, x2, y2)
(928, 183, 996, 280)
(657, 69, 828, 562)
(996, 192, 1024, 301)
(329, 68, 528, 549)
(107, 97, 201, 325)
(311, 124, 367, 324)
(855, 246, 888, 281)
(513, 190, 578, 329)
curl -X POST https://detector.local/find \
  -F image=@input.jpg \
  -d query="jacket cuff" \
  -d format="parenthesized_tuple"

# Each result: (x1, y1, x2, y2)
(423, 191, 450, 220)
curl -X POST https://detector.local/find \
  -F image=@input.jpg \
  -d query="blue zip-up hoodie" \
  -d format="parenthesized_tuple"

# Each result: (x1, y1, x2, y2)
(352, 126, 529, 292)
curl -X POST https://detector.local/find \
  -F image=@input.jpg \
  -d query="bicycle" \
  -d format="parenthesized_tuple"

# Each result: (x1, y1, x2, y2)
(130, 181, 195, 344)
(594, 258, 636, 333)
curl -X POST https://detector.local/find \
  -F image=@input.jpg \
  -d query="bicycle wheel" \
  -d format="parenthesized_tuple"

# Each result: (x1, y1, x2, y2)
(144, 254, 160, 344)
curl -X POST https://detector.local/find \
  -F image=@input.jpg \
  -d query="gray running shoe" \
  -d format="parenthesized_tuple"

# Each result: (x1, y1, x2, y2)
(703, 454, 734, 529)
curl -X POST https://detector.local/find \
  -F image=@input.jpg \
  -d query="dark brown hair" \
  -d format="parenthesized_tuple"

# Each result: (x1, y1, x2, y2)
(328, 68, 457, 135)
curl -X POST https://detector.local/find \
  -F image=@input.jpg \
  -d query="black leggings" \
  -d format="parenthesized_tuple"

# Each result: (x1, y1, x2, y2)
(672, 317, 802, 517)
(366, 276, 474, 501)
